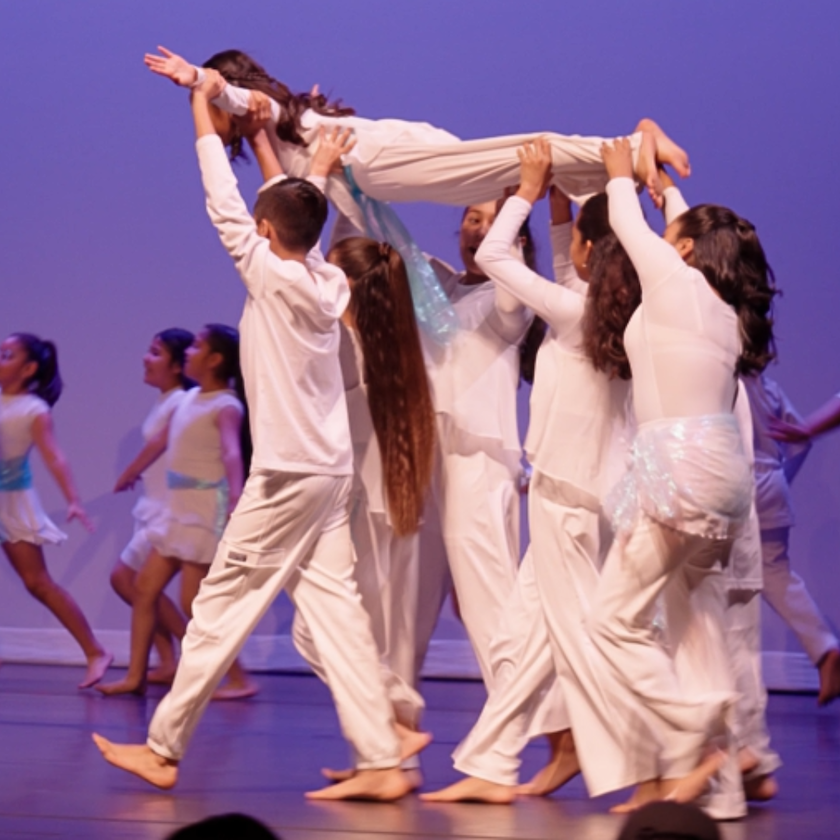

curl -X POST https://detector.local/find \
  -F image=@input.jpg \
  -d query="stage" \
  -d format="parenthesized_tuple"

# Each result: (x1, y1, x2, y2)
(1, 665, 838, 839)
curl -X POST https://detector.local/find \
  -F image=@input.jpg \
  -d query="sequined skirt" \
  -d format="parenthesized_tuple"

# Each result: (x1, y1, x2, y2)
(605, 414, 752, 540)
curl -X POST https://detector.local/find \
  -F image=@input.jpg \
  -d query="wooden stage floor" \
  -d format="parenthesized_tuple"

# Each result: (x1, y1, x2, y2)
(1, 664, 838, 839)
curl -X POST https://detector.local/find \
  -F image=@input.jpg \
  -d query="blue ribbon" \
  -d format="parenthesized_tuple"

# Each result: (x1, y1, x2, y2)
(0, 455, 33, 491)
(167, 470, 229, 538)
(343, 165, 459, 345)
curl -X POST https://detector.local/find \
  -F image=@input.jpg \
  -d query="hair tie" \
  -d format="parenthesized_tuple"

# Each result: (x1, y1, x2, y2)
(379, 242, 392, 260)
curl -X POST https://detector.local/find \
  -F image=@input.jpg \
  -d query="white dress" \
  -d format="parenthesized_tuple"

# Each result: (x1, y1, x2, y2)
(0, 392, 66, 546)
(120, 388, 188, 570)
(148, 387, 243, 566)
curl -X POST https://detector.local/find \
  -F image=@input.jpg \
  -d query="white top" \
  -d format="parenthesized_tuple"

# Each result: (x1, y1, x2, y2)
(742, 372, 811, 529)
(0, 392, 48, 461)
(166, 387, 243, 482)
(196, 134, 353, 475)
(132, 388, 188, 525)
(212, 84, 458, 231)
(476, 196, 630, 507)
(424, 256, 532, 465)
(608, 178, 740, 425)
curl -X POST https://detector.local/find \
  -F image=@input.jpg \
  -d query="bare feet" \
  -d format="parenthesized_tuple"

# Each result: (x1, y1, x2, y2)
(610, 779, 661, 814)
(517, 730, 580, 796)
(420, 775, 516, 804)
(636, 118, 691, 178)
(635, 131, 664, 207)
(212, 677, 259, 701)
(96, 675, 146, 697)
(321, 766, 423, 791)
(91, 733, 178, 789)
(744, 773, 778, 802)
(660, 750, 727, 805)
(305, 767, 412, 801)
(817, 648, 840, 706)
(395, 722, 432, 762)
(79, 651, 114, 689)
(146, 665, 177, 685)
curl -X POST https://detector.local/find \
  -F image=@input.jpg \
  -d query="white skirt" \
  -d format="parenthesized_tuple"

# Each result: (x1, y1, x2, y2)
(0, 488, 66, 546)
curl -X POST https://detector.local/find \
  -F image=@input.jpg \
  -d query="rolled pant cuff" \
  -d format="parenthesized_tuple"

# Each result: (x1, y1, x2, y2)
(454, 754, 518, 787)
(356, 754, 401, 771)
(146, 736, 181, 762)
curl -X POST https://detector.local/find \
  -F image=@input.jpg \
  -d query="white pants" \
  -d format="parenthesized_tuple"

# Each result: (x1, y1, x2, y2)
(761, 527, 838, 665)
(352, 131, 642, 208)
(588, 516, 738, 787)
(147, 471, 400, 770)
(437, 448, 520, 687)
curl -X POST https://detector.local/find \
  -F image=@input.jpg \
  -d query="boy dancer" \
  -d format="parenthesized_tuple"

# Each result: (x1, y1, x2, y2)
(93, 73, 427, 801)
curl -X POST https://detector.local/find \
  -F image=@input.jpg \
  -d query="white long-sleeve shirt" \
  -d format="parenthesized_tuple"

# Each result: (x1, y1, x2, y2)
(476, 196, 630, 506)
(608, 178, 740, 425)
(196, 134, 352, 475)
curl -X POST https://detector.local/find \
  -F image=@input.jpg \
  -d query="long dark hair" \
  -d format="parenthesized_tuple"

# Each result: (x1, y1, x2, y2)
(516, 216, 547, 384)
(156, 328, 195, 389)
(204, 324, 252, 476)
(12, 333, 63, 406)
(203, 49, 355, 161)
(328, 238, 435, 536)
(578, 194, 641, 380)
(675, 205, 777, 375)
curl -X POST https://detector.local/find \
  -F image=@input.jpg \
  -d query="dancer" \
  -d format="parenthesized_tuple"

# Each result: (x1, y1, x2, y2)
(97, 325, 254, 699)
(423, 140, 641, 803)
(584, 138, 777, 817)
(109, 329, 193, 684)
(142, 47, 692, 227)
(0, 332, 112, 687)
(93, 76, 427, 801)
(743, 372, 840, 705)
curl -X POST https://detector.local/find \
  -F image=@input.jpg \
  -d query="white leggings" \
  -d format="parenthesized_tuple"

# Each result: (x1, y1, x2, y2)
(147, 471, 400, 770)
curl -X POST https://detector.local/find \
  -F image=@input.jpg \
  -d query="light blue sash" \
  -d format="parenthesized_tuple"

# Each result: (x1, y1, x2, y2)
(343, 166, 459, 345)
(0, 455, 33, 491)
(166, 470, 229, 537)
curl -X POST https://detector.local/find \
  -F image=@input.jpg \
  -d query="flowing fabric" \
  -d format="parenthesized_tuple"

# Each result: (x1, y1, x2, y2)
(343, 165, 459, 345)
(166, 470, 229, 538)
(0, 455, 33, 491)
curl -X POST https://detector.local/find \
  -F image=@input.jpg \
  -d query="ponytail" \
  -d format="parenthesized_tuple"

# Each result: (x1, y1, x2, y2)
(13, 333, 63, 406)
(157, 328, 196, 389)
(515, 215, 546, 385)
(328, 238, 436, 536)
(203, 324, 253, 476)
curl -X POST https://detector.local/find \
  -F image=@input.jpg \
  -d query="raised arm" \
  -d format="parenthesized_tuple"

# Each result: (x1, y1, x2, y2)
(548, 186, 587, 294)
(659, 167, 690, 226)
(476, 140, 584, 335)
(602, 139, 687, 295)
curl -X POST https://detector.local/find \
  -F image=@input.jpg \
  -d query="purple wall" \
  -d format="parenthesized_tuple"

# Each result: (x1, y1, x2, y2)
(1, 2, 838, 655)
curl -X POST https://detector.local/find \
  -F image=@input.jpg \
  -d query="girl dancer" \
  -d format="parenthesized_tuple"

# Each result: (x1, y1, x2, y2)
(143, 47, 691, 224)
(424, 141, 642, 804)
(0, 333, 111, 687)
(584, 138, 777, 816)
(98, 325, 254, 699)
(109, 329, 193, 684)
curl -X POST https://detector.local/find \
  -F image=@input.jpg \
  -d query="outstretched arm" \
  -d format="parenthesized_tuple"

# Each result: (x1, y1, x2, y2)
(771, 392, 840, 443)
(30, 414, 94, 532)
(114, 425, 169, 493)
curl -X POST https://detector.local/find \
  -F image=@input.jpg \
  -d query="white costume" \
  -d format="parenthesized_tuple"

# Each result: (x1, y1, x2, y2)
(212, 83, 643, 231)
(147, 135, 401, 771)
(587, 178, 753, 819)
(148, 387, 243, 566)
(120, 388, 187, 571)
(450, 197, 635, 794)
(0, 392, 65, 545)
(743, 372, 838, 664)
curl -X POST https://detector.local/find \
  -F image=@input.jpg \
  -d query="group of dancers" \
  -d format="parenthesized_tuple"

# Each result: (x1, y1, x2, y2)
(2, 45, 838, 819)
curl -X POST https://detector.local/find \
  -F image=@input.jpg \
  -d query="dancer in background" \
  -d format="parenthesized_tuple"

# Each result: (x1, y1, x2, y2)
(94, 76, 428, 801)
(585, 138, 777, 818)
(0, 333, 112, 687)
(98, 325, 254, 699)
(109, 329, 193, 684)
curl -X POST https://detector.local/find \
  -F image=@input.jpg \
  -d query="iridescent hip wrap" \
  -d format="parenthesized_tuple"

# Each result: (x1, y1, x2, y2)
(0, 455, 33, 491)
(166, 470, 229, 537)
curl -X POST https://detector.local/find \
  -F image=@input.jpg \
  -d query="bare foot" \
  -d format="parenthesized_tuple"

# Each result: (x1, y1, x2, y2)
(91, 733, 178, 789)
(212, 678, 259, 701)
(744, 773, 778, 802)
(79, 651, 114, 689)
(147, 665, 177, 685)
(517, 730, 580, 796)
(817, 648, 840, 706)
(610, 779, 661, 814)
(96, 675, 146, 697)
(420, 775, 516, 804)
(321, 767, 356, 782)
(660, 750, 727, 805)
(636, 118, 691, 178)
(305, 767, 412, 801)
(635, 130, 664, 208)
(395, 722, 432, 762)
